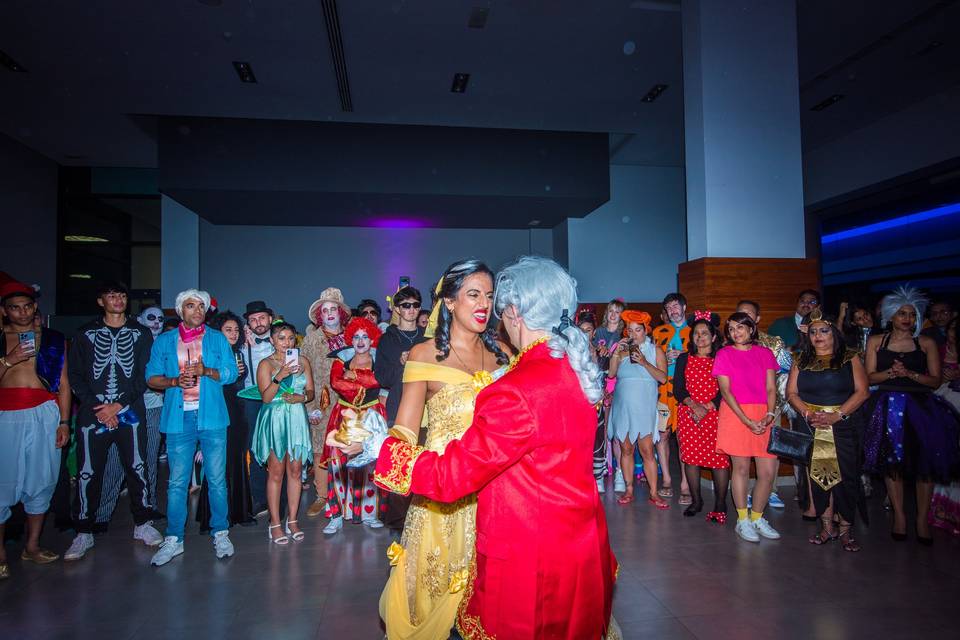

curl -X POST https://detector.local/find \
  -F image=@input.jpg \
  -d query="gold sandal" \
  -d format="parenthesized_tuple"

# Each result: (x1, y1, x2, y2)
(20, 548, 60, 564)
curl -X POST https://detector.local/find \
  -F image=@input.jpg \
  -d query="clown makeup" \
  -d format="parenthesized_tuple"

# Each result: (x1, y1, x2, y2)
(138, 306, 163, 337)
(352, 329, 372, 354)
(320, 301, 342, 329)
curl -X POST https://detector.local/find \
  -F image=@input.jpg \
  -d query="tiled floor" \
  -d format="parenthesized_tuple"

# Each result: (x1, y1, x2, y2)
(2, 469, 959, 639)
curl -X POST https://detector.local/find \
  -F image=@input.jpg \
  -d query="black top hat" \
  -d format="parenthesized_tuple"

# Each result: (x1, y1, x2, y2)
(244, 300, 274, 319)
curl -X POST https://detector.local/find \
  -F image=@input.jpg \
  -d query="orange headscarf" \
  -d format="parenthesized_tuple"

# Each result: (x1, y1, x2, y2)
(620, 310, 651, 334)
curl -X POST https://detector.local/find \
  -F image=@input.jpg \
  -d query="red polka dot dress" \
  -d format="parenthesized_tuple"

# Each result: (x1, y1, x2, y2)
(676, 354, 729, 469)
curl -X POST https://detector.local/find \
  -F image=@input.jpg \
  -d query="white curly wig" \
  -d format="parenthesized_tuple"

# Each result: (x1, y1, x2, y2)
(880, 285, 928, 337)
(174, 288, 211, 319)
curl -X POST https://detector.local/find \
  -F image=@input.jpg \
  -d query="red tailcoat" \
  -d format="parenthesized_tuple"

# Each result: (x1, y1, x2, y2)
(375, 342, 617, 639)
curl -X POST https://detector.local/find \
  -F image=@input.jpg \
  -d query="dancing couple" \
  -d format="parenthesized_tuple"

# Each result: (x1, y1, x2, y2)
(329, 256, 619, 640)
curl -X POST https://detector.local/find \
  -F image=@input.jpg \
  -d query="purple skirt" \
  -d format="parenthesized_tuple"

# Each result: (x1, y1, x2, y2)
(863, 391, 960, 482)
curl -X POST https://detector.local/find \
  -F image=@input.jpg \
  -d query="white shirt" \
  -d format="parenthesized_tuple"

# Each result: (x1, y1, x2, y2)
(242, 337, 275, 388)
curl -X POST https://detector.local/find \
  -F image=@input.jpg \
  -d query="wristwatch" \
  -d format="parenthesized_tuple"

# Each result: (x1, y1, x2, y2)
(838, 411, 850, 421)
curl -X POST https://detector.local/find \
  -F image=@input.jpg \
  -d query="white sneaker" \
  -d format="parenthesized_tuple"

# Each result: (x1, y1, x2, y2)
(735, 519, 760, 543)
(597, 477, 605, 494)
(362, 518, 384, 529)
(213, 531, 234, 559)
(753, 517, 781, 540)
(64, 533, 95, 561)
(614, 470, 626, 493)
(150, 537, 184, 566)
(133, 521, 163, 546)
(323, 517, 343, 535)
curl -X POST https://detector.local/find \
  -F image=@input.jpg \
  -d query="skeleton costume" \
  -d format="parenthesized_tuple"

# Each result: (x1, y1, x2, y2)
(68, 317, 154, 534)
(95, 308, 165, 528)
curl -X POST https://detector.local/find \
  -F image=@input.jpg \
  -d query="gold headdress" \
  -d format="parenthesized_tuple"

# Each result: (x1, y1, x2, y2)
(809, 308, 832, 325)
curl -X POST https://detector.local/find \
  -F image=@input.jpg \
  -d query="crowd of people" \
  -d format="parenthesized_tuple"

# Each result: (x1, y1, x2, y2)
(1, 260, 959, 636)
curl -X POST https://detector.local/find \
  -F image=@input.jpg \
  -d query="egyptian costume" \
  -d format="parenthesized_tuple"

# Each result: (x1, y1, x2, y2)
(0, 327, 67, 525)
(796, 348, 867, 526)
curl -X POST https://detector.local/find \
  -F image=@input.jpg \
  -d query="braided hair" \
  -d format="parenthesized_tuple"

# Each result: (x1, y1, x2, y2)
(433, 259, 509, 365)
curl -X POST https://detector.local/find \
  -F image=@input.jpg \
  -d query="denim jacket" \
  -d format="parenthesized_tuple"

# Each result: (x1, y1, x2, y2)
(145, 328, 239, 433)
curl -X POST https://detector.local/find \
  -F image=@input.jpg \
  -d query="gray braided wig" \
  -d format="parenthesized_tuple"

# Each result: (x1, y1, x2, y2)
(880, 285, 928, 337)
(494, 256, 603, 404)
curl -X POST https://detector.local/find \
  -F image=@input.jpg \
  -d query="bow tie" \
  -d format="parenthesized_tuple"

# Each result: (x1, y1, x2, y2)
(255, 337, 270, 345)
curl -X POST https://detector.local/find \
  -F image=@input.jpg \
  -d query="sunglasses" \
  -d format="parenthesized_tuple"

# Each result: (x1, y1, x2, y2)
(397, 302, 421, 310)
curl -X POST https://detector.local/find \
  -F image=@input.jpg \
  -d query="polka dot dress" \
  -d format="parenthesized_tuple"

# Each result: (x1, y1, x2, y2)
(677, 355, 730, 469)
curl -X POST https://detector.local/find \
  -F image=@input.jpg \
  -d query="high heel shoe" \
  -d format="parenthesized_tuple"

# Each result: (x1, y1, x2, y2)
(285, 519, 305, 542)
(268, 523, 289, 545)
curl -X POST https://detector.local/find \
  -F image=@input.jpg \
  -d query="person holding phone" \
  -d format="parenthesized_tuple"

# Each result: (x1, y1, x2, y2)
(252, 321, 314, 543)
(0, 281, 71, 577)
(607, 310, 668, 508)
(63, 282, 161, 562)
(713, 312, 780, 543)
(145, 289, 238, 566)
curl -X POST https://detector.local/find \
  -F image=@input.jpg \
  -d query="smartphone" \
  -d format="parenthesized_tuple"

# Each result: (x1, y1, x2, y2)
(285, 348, 300, 367)
(399, 276, 410, 289)
(18, 331, 36, 354)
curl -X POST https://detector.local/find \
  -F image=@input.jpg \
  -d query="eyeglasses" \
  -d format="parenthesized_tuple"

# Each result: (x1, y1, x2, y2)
(397, 302, 421, 310)
(799, 298, 818, 306)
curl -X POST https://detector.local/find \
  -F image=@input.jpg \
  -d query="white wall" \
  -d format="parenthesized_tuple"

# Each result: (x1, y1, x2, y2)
(160, 195, 200, 308)
(0, 134, 58, 312)
(803, 86, 960, 206)
(567, 165, 687, 302)
(199, 223, 549, 324)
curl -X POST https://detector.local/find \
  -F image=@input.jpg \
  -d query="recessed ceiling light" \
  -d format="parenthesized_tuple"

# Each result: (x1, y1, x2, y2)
(810, 94, 844, 112)
(641, 84, 668, 103)
(233, 61, 257, 83)
(65, 235, 108, 243)
(69, 274, 93, 279)
(528, 220, 541, 226)
(451, 73, 470, 93)
(0, 49, 27, 73)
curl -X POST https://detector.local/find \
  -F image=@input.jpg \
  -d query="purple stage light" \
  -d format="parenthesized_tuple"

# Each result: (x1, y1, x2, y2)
(367, 218, 428, 229)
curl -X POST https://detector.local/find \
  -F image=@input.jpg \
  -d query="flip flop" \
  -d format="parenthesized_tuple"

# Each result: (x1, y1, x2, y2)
(648, 497, 670, 510)
(617, 493, 635, 505)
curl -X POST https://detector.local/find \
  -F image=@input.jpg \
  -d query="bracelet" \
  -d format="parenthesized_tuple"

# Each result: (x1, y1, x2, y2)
(271, 376, 281, 385)
(764, 411, 776, 418)
(59, 420, 69, 425)
(0, 357, 9, 368)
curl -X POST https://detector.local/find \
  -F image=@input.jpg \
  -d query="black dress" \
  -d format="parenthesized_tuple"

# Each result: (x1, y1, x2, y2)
(197, 378, 255, 531)
(796, 350, 866, 525)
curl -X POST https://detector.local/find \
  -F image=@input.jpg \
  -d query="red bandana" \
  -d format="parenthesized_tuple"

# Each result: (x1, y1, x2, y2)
(178, 322, 206, 344)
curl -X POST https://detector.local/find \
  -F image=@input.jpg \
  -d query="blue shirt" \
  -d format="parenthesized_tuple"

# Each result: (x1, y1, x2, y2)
(145, 328, 239, 433)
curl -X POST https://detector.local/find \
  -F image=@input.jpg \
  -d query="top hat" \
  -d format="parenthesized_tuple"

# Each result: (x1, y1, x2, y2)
(243, 300, 274, 319)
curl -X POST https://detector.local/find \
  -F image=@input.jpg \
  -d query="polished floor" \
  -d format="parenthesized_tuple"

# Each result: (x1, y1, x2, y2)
(2, 465, 959, 640)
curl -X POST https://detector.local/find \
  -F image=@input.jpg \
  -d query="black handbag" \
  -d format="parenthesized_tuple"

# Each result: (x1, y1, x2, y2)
(766, 425, 813, 465)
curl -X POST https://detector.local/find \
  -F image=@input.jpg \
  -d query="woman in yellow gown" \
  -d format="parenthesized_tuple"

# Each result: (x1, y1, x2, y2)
(379, 260, 510, 640)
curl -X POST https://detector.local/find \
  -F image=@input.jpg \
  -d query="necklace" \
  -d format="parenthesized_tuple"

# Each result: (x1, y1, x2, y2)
(397, 327, 418, 347)
(450, 340, 484, 374)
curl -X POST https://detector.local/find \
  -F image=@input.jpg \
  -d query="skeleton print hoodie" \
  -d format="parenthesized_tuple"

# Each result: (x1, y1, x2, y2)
(68, 317, 154, 428)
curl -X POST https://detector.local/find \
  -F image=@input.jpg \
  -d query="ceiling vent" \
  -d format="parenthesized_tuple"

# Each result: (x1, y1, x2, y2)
(810, 94, 844, 112)
(233, 61, 257, 83)
(641, 84, 668, 102)
(321, 0, 354, 112)
(451, 73, 470, 93)
(468, 7, 490, 28)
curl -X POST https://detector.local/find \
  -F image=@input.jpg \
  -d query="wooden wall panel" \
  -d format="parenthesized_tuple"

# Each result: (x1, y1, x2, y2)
(679, 258, 820, 331)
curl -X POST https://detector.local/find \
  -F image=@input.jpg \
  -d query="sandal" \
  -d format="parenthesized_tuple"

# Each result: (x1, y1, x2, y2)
(268, 524, 289, 545)
(657, 485, 673, 498)
(808, 515, 837, 545)
(617, 490, 635, 505)
(838, 522, 861, 552)
(679, 493, 693, 506)
(20, 548, 59, 564)
(285, 519, 305, 542)
(648, 497, 670, 510)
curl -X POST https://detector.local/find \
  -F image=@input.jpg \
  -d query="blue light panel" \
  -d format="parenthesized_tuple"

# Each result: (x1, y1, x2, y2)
(821, 202, 960, 244)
